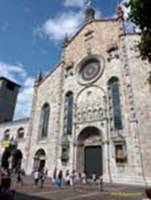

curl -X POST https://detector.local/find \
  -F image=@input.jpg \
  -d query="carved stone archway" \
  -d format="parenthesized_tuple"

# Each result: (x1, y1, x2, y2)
(76, 127, 103, 177)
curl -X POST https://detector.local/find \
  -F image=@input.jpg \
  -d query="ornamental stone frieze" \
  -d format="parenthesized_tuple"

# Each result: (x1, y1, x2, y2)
(76, 106, 105, 124)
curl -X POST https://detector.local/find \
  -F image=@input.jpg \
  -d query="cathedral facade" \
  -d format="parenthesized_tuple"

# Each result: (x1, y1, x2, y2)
(1, 6, 151, 186)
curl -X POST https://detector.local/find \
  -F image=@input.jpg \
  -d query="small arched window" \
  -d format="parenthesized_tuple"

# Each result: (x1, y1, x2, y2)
(40, 103, 50, 138)
(17, 127, 24, 139)
(64, 91, 73, 135)
(108, 77, 122, 130)
(3, 129, 10, 141)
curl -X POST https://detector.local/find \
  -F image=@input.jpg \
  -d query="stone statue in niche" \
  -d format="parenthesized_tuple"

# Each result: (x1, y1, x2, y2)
(61, 136, 70, 164)
(61, 145, 69, 163)
(107, 43, 119, 62)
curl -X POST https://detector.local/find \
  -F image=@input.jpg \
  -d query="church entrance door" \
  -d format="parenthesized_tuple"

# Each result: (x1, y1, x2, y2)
(76, 127, 103, 178)
(84, 146, 102, 178)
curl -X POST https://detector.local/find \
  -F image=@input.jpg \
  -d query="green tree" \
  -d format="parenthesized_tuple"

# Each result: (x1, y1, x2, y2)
(128, 0, 151, 62)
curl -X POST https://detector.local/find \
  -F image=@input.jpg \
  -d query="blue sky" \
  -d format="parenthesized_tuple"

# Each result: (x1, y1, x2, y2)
(0, 0, 126, 119)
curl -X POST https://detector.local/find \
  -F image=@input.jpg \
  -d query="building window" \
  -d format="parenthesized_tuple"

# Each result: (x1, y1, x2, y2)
(64, 91, 73, 135)
(3, 129, 10, 141)
(79, 59, 101, 82)
(17, 127, 24, 139)
(115, 143, 127, 163)
(39, 103, 50, 139)
(108, 77, 122, 130)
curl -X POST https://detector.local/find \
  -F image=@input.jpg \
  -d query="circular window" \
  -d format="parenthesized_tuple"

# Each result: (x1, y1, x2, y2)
(78, 58, 103, 84)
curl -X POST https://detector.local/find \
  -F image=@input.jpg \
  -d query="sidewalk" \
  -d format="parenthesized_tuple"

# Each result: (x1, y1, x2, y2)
(11, 176, 147, 200)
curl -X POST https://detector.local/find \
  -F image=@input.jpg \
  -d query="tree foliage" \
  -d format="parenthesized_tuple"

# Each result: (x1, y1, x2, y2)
(128, 0, 151, 62)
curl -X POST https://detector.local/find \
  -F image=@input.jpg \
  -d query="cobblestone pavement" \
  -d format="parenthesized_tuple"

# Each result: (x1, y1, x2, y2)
(11, 177, 147, 200)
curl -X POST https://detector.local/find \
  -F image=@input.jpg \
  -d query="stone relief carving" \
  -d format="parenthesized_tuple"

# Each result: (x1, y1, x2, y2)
(84, 135, 102, 146)
(76, 105, 105, 124)
(107, 42, 119, 62)
(76, 87, 106, 124)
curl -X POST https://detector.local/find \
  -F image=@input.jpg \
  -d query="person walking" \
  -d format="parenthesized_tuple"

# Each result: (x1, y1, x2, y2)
(52, 168, 57, 183)
(81, 172, 86, 184)
(65, 170, 70, 186)
(56, 170, 63, 189)
(44, 168, 48, 183)
(69, 173, 73, 186)
(16, 169, 24, 185)
(99, 175, 103, 191)
(39, 170, 45, 188)
(33, 170, 39, 186)
(92, 173, 96, 183)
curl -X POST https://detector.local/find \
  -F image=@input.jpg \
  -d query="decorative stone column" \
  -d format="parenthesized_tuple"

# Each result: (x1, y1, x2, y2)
(117, 5, 147, 185)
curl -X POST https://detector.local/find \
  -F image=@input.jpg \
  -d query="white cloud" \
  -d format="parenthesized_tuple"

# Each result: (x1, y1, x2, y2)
(64, 0, 87, 8)
(0, 62, 34, 120)
(35, 8, 101, 42)
(14, 77, 34, 120)
(95, 8, 102, 19)
(0, 62, 26, 82)
(36, 11, 83, 42)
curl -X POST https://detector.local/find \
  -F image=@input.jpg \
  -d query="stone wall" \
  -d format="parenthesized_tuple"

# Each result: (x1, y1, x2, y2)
(26, 65, 63, 176)
(125, 34, 151, 185)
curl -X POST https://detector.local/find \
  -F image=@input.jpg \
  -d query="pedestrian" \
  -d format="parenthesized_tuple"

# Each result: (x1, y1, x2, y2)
(71, 170, 76, 185)
(92, 173, 96, 183)
(39, 170, 45, 188)
(69, 173, 74, 186)
(65, 170, 70, 186)
(81, 172, 86, 184)
(33, 170, 39, 186)
(16, 169, 24, 185)
(52, 167, 57, 183)
(44, 168, 48, 184)
(78, 172, 82, 182)
(72, 170, 78, 183)
(56, 170, 63, 189)
(99, 175, 103, 191)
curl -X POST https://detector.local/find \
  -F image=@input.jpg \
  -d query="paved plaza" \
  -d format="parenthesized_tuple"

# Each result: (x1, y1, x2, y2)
(10, 177, 148, 200)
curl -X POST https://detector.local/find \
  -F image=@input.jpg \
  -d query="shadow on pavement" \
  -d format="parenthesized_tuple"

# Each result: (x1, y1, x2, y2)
(15, 192, 50, 200)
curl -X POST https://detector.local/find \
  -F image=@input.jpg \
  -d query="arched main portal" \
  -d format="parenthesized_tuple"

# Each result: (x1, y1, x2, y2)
(76, 127, 103, 178)
(33, 149, 46, 171)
